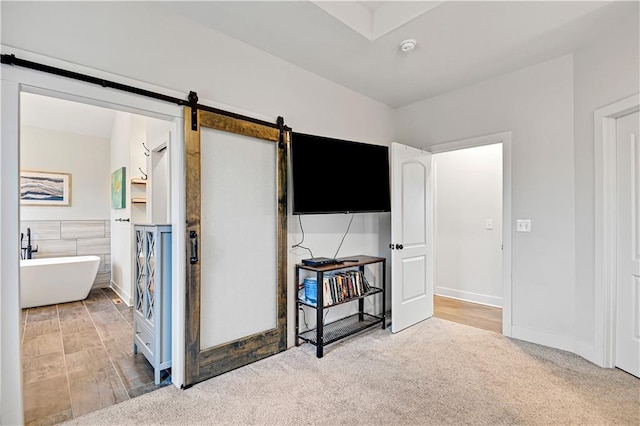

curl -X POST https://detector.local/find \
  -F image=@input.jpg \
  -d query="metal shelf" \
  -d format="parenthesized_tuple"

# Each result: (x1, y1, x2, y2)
(298, 313, 383, 346)
(297, 286, 383, 309)
(295, 255, 386, 358)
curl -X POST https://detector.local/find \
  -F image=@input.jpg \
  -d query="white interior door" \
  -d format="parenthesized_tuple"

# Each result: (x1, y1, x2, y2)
(616, 110, 640, 377)
(391, 142, 433, 332)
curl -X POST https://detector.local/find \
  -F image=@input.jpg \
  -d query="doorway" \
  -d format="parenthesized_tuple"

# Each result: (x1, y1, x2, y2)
(2, 63, 186, 423)
(388, 132, 511, 336)
(428, 132, 512, 336)
(431, 143, 503, 333)
(18, 92, 176, 423)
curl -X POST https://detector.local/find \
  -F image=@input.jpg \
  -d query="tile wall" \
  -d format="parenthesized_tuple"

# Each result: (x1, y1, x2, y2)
(20, 220, 111, 288)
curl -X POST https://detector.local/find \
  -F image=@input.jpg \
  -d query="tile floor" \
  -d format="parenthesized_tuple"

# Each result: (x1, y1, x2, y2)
(21, 288, 168, 425)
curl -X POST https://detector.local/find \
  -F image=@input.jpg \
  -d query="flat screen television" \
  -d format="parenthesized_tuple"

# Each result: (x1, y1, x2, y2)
(291, 132, 391, 215)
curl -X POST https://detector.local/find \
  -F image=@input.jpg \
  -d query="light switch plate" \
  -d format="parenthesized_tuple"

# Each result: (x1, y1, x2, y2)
(516, 220, 531, 232)
(485, 219, 493, 230)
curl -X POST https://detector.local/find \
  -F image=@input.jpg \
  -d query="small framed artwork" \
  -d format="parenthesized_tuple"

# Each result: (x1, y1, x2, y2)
(20, 170, 72, 206)
(111, 166, 126, 209)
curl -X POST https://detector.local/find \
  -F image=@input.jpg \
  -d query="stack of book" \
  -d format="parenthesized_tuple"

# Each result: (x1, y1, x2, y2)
(320, 270, 372, 307)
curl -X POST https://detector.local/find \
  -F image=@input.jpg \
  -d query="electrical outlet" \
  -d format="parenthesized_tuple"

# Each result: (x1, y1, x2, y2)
(485, 219, 493, 230)
(516, 220, 531, 232)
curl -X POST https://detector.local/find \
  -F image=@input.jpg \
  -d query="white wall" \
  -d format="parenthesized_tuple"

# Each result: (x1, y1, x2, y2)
(0, 2, 394, 142)
(395, 5, 639, 358)
(395, 54, 577, 343)
(129, 114, 148, 225)
(20, 126, 110, 220)
(433, 143, 502, 306)
(109, 112, 133, 303)
(1, 2, 395, 345)
(145, 117, 173, 224)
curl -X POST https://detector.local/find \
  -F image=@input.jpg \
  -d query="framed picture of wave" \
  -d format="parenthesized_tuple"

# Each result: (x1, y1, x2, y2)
(20, 170, 71, 206)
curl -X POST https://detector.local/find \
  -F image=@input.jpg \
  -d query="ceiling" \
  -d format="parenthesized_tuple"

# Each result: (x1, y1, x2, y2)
(158, 0, 624, 108)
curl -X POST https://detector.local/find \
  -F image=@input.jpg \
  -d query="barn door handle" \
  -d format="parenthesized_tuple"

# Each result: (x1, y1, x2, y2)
(189, 231, 199, 264)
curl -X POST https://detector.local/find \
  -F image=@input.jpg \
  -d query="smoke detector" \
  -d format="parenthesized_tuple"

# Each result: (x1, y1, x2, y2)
(399, 39, 417, 53)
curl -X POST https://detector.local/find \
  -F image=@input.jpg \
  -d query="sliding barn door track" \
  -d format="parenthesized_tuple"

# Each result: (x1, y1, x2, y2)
(1, 54, 289, 131)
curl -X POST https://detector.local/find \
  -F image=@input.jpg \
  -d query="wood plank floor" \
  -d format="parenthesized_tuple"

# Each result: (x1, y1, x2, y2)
(21, 288, 169, 426)
(433, 295, 502, 333)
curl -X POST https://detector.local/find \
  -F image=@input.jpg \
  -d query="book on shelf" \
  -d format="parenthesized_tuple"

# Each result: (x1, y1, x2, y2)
(316, 270, 374, 306)
(299, 270, 377, 307)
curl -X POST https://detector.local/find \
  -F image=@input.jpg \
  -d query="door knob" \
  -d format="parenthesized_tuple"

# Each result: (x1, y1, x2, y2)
(389, 243, 395, 250)
(397, 244, 404, 250)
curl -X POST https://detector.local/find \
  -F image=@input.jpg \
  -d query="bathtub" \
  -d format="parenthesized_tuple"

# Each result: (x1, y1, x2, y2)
(20, 255, 101, 309)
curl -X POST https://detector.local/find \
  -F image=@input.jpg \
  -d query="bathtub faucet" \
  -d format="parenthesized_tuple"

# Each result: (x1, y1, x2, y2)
(21, 228, 38, 260)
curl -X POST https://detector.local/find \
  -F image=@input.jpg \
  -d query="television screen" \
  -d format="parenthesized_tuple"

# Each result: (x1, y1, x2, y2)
(291, 132, 391, 214)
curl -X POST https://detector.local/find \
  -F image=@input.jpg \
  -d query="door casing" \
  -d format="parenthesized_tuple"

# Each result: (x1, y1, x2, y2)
(595, 93, 640, 368)
(425, 131, 513, 336)
(1, 53, 186, 424)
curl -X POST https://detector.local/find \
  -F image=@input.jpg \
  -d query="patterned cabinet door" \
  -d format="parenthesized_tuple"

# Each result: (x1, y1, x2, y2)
(146, 228, 156, 323)
(135, 228, 146, 316)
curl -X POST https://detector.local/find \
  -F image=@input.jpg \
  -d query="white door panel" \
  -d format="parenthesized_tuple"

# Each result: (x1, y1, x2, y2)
(401, 256, 427, 302)
(199, 127, 277, 349)
(391, 142, 433, 332)
(402, 162, 426, 246)
(616, 110, 640, 377)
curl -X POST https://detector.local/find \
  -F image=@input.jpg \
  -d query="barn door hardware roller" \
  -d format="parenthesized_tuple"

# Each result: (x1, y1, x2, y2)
(188, 91, 199, 131)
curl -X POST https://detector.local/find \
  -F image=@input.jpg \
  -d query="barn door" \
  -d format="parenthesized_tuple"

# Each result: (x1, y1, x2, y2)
(184, 108, 287, 386)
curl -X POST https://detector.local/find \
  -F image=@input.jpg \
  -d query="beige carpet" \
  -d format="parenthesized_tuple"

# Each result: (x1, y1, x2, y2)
(64, 318, 639, 425)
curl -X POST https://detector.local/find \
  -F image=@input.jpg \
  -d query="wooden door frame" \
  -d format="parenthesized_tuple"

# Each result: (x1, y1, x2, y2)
(594, 93, 640, 368)
(184, 108, 288, 386)
(424, 131, 513, 337)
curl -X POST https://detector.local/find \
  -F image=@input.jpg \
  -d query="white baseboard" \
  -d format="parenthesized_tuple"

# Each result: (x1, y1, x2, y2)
(110, 280, 133, 307)
(573, 340, 596, 365)
(511, 326, 597, 365)
(435, 286, 502, 308)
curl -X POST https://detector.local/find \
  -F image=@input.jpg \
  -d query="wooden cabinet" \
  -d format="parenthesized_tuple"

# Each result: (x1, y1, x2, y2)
(133, 224, 171, 384)
(295, 255, 386, 358)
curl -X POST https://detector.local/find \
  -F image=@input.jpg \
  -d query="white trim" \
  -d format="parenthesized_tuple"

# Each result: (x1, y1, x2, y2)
(424, 131, 513, 337)
(169, 117, 186, 390)
(1, 48, 198, 420)
(511, 326, 594, 360)
(1, 79, 24, 426)
(435, 287, 502, 308)
(574, 340, 596, 363)
(594, 93, 640, 367)
(110, 280, 133, 307)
